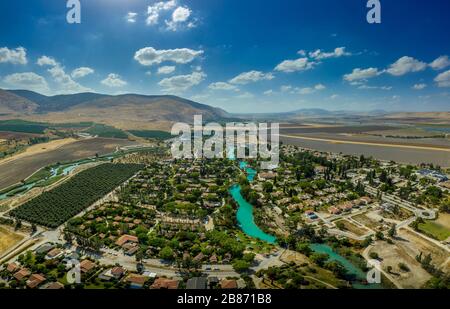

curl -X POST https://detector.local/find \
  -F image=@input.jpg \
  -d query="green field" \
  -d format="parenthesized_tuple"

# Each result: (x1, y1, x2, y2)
(9, 163, 143, 228)
(0, 119, 49, 134)
(85, 124, 128, 139)
(418, 217, 450, 241)
(128, 130, 172, 140)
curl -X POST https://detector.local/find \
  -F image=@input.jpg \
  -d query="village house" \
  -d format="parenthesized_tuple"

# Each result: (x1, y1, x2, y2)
(26, 274, 46, 289)
(150, 278, 179, 289)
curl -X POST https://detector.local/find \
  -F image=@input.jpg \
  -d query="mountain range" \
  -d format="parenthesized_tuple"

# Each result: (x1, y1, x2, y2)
(0, 89, 228, 130)
(1, 88, 448, 130)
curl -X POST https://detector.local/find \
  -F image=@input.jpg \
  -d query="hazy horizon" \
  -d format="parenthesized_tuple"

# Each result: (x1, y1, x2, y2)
(1, 0, 449, 113)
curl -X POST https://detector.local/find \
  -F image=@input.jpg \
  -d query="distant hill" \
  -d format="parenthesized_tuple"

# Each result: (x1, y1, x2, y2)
(0, 89, 229, 129)
(0, 89, 38, 114)
(383, 112, 450, 121)
(9, 90, 108, 112)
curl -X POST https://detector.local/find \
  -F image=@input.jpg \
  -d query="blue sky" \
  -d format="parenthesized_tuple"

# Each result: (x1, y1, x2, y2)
(0, 0, 449, 113)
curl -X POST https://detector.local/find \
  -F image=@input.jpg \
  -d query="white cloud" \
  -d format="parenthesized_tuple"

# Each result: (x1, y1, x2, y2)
(309, 47, 351, 60)
(297, 50, 306, 56)
(71, 67, 94, 79)
(358, 85, 392, 90)
(134, 47, 203, 66)
(434, 70, 450, 88)
(3, 72, 49, 93)
(36, 55, 58, 67)
(229, 70, 274, 85)
(37, 55, 91, 93)
(330, 94, 339, 99)
(263, 89, 274, 95)
(429, 55, 450, 70)
(157, 65, 176, 75)
(314, 84, 326, 90)
(280, 85, 292, 92)
(101, 73, 127, 88)
(126, 12, 138, 23)
(274, 57, 315, 73)
(344, 68, 381, 82)
(158, 71, 206, 92)
(208, 82, 238, 91)
(412, 83, 427, 90)
(0, 47, 27, 65)
(146, 0, 177, 25)
(236, 92, 254, 99)
(166, 6, 192, 31)
(386, 56, 427, 76)
(294, 84, 326, 95)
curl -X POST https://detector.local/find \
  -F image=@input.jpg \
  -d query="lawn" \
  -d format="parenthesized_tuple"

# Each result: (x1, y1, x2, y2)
(418, 214, 450, 241)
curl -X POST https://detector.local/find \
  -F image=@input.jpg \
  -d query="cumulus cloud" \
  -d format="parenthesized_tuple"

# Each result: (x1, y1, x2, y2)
(412, 83, 427, 90)
(134, 47, 203, 66)
(229, 70, 274, 85)
(146, 0, 177, 25)
(263, 89, 274, 95)
(157, 66, 176, 74)
(126, 12, 138, 23)
(386, 56, 427, 76)
(71, 67, 94, 79)
(309, 47, 351, 60)
(274, 57, 315, 73)
(37, 55, 91, 93)
(166, 6, 195, 31)
(429, 55, 450, 70)
(101, 73, 127, 87)
(434, 70, 450, 87)
(158, 71, 206, 92)
(343, 68, 381, 82)
(208, 82, 238, 91)
(3, 72, 49, 93)
(0, 47, 27, 65)
(36, 55, 58, 67)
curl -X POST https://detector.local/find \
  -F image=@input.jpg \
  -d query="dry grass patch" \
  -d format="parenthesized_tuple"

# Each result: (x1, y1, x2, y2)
(0, 226, 24, 256)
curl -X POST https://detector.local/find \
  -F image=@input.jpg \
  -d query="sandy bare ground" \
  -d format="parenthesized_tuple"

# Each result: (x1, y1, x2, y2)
(279, 134, 450, 152)
(0, 226, 24, 256)
(0, 137, 138, 190)
(0, 138, 77, 166)
(368, 228, 449, 288)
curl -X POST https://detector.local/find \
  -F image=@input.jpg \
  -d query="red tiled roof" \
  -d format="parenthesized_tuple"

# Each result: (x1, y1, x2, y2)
(115, 235, 139, 247)
(150, 278, 179, 289)
(220, 279, 238, 289)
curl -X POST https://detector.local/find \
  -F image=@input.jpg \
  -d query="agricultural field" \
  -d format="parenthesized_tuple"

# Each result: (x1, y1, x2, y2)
(0, 119, 49, 134)
(0, 226, 24, 256)
(128, 130, 172, 140)
(0, 137, 138, 190)
(9, 163, 144, 228)
(85, 124, 128, 139)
